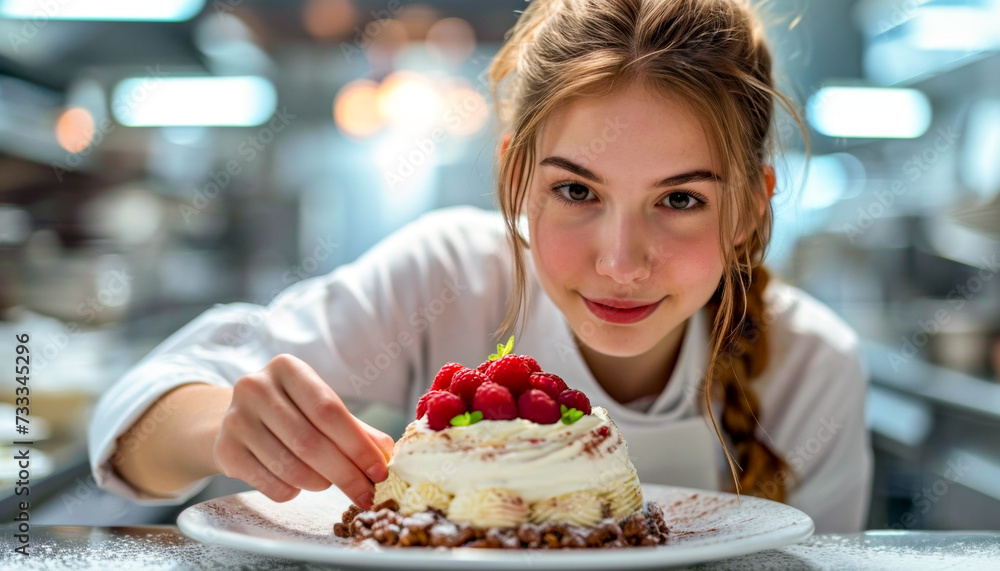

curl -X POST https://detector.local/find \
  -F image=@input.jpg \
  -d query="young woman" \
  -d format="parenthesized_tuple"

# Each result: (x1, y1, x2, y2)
(91, 0, 872, 534)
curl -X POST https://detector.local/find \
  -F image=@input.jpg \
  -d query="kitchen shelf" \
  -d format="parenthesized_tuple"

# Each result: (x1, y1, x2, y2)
(863, 340, 1000, 423)
(898, 50, 1000, 100)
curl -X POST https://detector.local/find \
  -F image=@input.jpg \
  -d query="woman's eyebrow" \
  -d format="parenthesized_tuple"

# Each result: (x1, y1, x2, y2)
(538, 156, 720, 187)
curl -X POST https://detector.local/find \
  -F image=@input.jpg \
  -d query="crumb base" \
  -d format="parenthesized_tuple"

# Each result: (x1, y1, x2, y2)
(334, 499, 670, 549)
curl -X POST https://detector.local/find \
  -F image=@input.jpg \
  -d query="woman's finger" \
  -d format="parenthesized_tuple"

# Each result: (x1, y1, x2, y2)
(356, 418, 395, 462)
(272, 355, 389, 483)
(243, 420, 332, 493)
(256, 394, 376, 507)
(227, 444, 301, 503)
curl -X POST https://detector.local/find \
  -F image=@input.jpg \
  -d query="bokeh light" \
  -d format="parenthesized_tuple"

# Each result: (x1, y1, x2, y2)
(55, 107, 96, 153)
(376, 71, 443, 131)
(334, 78, 382, 137)
(302, 0, 357, 40)
(427, 17, 476, 65)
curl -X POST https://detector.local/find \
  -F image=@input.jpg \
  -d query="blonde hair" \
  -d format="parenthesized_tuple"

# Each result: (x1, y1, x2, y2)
(488, 0, 806, 502)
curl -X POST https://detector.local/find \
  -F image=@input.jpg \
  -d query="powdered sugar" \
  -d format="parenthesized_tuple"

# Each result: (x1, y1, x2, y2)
(0, 525, 322, 570)
(430, 520, 459, 538)
(689, 531, 1000, 570)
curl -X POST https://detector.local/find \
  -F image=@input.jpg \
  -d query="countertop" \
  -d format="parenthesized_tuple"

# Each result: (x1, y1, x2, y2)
(0, 525, 998, 570)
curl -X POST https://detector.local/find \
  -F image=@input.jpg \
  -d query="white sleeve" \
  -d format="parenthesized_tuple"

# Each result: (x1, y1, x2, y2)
(88, 208, 490, 504)
(768, 341, 874, 534)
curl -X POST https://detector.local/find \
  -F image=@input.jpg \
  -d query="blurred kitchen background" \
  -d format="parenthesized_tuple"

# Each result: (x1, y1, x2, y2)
(0, 0, 998, 531)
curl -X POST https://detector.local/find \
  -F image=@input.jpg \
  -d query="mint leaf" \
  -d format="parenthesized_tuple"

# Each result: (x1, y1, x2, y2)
(488, 335, 516, 361)
(560, 404, 568, 414)
(560, 407, 584, 425)
(451, 411, 484, 426)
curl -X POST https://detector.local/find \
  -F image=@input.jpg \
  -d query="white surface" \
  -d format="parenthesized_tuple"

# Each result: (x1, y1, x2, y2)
(91, 206, 872, 532)
(177, 484, 814, 569)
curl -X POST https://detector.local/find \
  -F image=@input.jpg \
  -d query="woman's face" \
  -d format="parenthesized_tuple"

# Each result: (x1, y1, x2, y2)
(525, 83, 727, 358)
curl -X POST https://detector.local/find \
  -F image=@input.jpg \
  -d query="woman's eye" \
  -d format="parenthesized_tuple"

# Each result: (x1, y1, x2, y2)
(553, 183, 595, 203)
(663, 192, 700, 210)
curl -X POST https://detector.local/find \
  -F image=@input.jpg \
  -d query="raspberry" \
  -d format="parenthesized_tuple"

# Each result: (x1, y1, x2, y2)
(449, 368, 489, 407)
(476, 360, 492, 373)
(557, 389, 592, 415)
(424, 391, 467, 431)
(485, 355, 532, 397)
(431, 362, 465, 392)
(529, 372, 568, 400)
(415, 390, 446, 419)
(518, 355, 542, 373)
(472, 382, 517, 420)
(517, 389, 561, 424)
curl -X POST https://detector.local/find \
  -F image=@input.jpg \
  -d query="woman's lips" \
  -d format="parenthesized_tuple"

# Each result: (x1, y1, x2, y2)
(582, 296, 664, 324)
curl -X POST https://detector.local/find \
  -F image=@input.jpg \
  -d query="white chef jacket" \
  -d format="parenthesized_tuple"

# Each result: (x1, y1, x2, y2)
(88, 206, 873, 533)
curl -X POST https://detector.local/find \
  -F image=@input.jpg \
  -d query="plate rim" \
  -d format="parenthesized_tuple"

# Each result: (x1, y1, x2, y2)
(176, 483, 815, 570)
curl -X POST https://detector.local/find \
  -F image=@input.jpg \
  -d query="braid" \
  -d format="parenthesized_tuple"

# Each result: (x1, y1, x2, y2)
(704, 264, 792, 502)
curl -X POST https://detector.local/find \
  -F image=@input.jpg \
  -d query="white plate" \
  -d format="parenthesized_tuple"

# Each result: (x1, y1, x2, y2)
(177, 484, 814, 569)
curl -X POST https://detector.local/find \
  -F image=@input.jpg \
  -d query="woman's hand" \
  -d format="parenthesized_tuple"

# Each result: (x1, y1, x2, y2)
(213, 354, 394, 508)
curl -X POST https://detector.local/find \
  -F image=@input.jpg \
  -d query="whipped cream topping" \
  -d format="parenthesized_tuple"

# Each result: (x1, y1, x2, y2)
(386, 407, 640, 514)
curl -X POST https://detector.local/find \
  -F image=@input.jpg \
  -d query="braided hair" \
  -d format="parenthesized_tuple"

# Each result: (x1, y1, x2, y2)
(705, 264, 791, 501)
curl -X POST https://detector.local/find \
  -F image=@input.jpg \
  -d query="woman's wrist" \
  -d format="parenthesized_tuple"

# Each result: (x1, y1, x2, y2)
(177, 383, 233, 481)
(112, 382, 233, 497)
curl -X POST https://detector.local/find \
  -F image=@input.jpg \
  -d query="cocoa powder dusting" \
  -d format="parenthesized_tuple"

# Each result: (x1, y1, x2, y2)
(581, 426, 613, 458)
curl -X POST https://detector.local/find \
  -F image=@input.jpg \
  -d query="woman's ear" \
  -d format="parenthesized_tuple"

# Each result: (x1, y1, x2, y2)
(499, 131, 523, 195)
(735, 165, 776, 247)
(763, 164, 775, 201)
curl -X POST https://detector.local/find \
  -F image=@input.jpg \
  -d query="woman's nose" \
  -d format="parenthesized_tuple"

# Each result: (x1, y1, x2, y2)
(595, 214, 652, 284)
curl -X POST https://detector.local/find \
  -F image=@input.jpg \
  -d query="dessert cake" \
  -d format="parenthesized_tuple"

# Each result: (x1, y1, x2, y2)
(334, 337, 670, 548)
